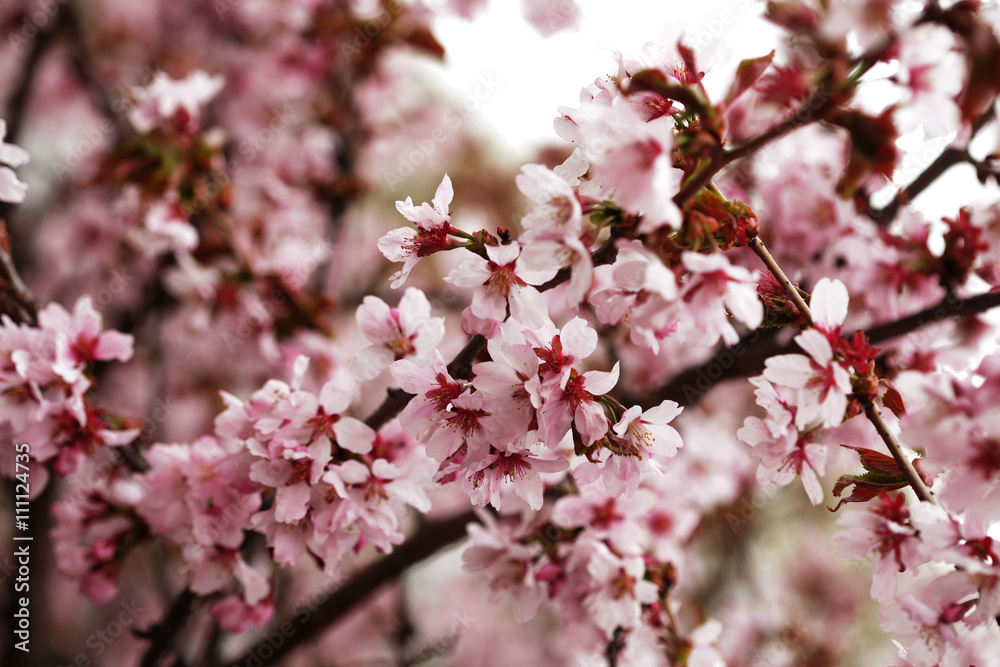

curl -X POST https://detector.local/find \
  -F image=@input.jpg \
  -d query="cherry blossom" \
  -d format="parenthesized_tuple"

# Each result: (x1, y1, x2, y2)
(675, 252, 763, 346)
(0, 119, 29, 203)
(351, 287, 445, 381)
(536, 362, 620, 448)
(763, 330, 853, 430)
(445, 241, 557, 329)
(129, 70, 225, 134)
(11, 2, 1000, 664)
(379, 174, 466, 288)
(833, 493, 924, 603)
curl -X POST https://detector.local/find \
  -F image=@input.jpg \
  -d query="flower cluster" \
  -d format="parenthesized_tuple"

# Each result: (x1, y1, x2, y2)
(0, 297, 136, 493)
(11, 0, 1000, 664)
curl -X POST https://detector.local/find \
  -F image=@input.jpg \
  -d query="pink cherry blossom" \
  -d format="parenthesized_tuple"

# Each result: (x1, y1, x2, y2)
(464, 442, 569, 511)
(0, 119, 29, 203)
(591, 246, 679, 352)
(561, 99, 682, 232)
(463, 512, 548, 622)
(582, 539, 657, 637)
(445, 241, 557, 329)
(833, 493, 924, 603)
(351, 287, 444, 381)
(379, 174, 466, 288)
(129, 70, 225, 133)
(537, 362, 619, 448)
(515, 163, 583, 236)
(675, 252, 764, 346)
(763, 329, 853, 430)
(879, 572, 979, 666)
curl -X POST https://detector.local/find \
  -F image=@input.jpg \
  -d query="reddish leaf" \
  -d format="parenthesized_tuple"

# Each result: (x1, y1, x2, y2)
(725, 51, 775, 107)
(828, 482, 882, 512)
(880, 378, 907, 418)
(829, 444, 911, 512)
(841, 444, 904, 477)
(401, 25, 445, 60)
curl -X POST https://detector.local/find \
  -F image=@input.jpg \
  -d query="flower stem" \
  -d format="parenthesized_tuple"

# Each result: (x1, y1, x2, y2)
(746, 236, 812, 327)
(748, 234, 936, 505)
(863, 402, 935, 504)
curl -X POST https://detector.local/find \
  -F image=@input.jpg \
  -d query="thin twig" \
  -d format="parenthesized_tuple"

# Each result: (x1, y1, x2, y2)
(138, 588, 198, 667)
(0, 243, 39, 325)
(864, 402, 934, 503)
(641, 289, 1000, 409)
(747, 237, 812, 325)
(748, 237, 935, 504)
(221, 510, 476, 667)
(866, 106, 996, 227)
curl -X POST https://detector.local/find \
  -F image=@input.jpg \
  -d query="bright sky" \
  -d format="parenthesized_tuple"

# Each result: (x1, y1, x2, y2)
(427, 0, 997, 219)
(431, 0, 780, 156)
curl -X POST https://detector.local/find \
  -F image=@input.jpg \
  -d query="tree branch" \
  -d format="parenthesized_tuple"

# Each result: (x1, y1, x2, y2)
(221, 510, 476, 667)
(644, 289, 1000, 410)
(672, 81, 835, 207)
(138, 588, 198, 667)
(864, 401, 935, 502)
(865, 106, 996, 227)
(0, 6, 62, 227)
(62, 1, 126, 134)
(749, 238, 934, 503)
(0, 240, 39, 325)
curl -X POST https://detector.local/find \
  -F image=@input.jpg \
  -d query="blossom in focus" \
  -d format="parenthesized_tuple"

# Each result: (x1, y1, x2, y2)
(351, 287, 445, 381)
(379, 174, 465, 288)
(446, 241, 557, 329)
(763, 278, 852, 429)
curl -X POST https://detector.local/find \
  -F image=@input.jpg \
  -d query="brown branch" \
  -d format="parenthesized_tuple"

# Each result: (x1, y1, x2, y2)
(864, 401, 934, 503)
(221, 510, 476, 667)
(2, 11, 59, 140)
(0, 241, 39, 325)
(138, 588, 198, 667)
(672, 81, 836, 207)
(645, 289, 1000, 409)
(865, 290, 1000, 344)
(0, 6, 61, 228)
(748, 237, 812, 326)
(748, 238, 934, 504)
(723, 82, 836, 166)
(61, 2, 126, 134)
(866, 106, 996, 227)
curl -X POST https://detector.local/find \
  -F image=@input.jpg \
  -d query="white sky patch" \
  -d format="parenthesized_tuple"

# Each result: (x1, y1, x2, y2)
(430, 0, 780, 158)
(423, 0, 997, 221)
